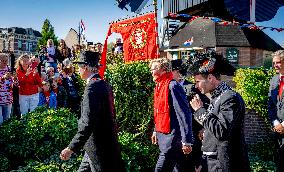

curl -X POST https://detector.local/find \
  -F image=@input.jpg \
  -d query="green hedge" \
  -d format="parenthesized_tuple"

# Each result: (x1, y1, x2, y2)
(0, 107, 79, 171)
(233, 68, 275, 123)
(105, 60, 155, 137)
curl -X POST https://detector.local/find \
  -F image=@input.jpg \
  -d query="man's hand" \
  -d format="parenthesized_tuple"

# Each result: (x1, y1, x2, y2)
(182, 144, 192, 154)
(273, 123, 284, 134)
(151, 132, 157, 145)
(60, 147, 73, 160)
(198, 129, 205, 141)
(190, 94, 203, 111)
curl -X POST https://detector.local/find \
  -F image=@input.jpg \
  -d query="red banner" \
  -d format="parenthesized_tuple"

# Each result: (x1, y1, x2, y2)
(99, 13, 158, 78)
(111, 13, 158, 63)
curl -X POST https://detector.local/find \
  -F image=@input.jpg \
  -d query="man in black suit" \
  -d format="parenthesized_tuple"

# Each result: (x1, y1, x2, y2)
(268, 50, 284, 172)
(189, 52, 250, 172)
(149, 58, 193, 172)
(60, 51, 124, 172)
(171, 59, 209, 172)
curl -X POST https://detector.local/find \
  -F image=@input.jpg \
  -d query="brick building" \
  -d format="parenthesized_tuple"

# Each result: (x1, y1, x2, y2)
(163, 18, 283, 67)
(0, 27, 42, 57)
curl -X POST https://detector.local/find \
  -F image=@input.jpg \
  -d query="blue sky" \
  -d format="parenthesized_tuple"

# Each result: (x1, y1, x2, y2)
(1, 0, 283, 46)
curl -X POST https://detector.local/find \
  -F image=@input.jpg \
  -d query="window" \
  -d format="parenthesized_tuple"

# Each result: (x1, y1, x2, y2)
(18, 40, 22, 50)
(26, 41, 29, 51)
(180, 51, 191, 60)
(29, 42, 33, 51)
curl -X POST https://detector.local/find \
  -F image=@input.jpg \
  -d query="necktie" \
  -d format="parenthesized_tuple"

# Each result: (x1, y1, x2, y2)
(279, 76, 284, 97)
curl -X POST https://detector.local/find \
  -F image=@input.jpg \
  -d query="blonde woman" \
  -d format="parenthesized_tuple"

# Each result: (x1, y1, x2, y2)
(57, 39, 71, 63)
(16, 54, 42, 115)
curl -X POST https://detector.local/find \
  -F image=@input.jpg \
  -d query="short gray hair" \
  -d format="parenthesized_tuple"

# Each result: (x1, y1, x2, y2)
(149, 58, 172, 72)
(272, 50, 284, 60)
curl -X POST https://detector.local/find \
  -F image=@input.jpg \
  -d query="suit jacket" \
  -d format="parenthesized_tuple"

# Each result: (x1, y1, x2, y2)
(193, 82, 250, 172)
(268, 74, 284, 123)
(268, 74, 284, 146)
(68, 74, 124, 171)
(156, 80, 193, 153)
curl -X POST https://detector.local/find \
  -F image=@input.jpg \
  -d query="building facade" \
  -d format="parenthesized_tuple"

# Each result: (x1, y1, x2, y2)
(0, 27, 42, 57)
(160, 0, 283, 68)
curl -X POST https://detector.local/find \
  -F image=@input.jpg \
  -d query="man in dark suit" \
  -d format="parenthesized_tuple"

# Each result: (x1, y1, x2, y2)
(60, 51, 124, 172)
(189, 52, 250, 172)
(172, 59, 209, 172)
(268, 50, 284, 172)
(149, 58, 193, 172)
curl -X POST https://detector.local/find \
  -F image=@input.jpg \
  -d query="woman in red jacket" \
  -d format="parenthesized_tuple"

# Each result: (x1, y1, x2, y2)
(15, 54, 42, 115)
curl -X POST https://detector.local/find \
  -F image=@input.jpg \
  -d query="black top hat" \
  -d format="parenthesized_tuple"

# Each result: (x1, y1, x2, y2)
(171, 59, 182, 71)
(187, 51, 235, 76)
(171, 59, 189, 76)
(73, 51, 101, 67)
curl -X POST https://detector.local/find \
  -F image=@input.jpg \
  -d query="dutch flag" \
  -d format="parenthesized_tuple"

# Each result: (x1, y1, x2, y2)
(184, 37, 194, 46)
(80, 19, 86, 35)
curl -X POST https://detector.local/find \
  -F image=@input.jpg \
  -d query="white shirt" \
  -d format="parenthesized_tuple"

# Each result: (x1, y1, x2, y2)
(86, 74, 96, 84)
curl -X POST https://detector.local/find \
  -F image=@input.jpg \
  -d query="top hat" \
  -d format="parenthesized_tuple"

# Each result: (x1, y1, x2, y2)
(73, 51, 101, 67)
(171, 59, 182, 71)
(187, 51, 235, 76)
(171, 59, 189, 76)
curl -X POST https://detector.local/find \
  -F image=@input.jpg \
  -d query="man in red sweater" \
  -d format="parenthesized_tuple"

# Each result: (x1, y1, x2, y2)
(150, 57, 193, 172)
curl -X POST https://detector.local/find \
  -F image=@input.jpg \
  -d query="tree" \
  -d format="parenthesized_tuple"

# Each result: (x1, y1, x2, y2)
(37, 19, 58, 51)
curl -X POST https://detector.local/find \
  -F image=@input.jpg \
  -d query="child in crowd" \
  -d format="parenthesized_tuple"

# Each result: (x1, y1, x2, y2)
(41, 72, 47, 82)
(50, 76, 67, 108)
(38, 80, 56, 109)
(46, 66, 55, 79)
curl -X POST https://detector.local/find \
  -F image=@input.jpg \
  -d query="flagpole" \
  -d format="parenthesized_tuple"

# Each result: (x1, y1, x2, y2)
(153, 0, 160, 58)
(78, 21, 81, 45)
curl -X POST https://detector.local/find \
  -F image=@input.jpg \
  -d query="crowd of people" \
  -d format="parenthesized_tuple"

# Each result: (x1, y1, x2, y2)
(1, 39, 284, 171)
(0, 39, 106, 125)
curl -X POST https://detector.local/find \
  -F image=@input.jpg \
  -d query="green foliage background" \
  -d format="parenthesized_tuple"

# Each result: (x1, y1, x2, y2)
(0, 107, 80, 171)
(105, 54, 155, 136)
(233, 68, 275, 123)
(37, 19, 58, 50)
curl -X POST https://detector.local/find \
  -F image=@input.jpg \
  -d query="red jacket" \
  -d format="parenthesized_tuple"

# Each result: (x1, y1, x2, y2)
(17, 69, 42, 95)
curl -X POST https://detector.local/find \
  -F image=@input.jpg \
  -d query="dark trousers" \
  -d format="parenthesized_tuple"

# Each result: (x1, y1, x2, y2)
(155, 148, 187, 172)
(204, 155, 221, 172)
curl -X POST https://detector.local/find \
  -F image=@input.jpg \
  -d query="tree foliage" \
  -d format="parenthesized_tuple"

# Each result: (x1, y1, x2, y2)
(37, 19, 58, 50)
(233, 68, 275, 123)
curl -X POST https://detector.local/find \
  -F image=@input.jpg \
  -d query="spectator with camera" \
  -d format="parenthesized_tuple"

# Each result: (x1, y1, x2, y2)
(16, 54, 42, 115)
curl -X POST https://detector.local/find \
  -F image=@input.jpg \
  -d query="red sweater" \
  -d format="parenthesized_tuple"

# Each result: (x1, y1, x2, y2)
(154, 72, 173, 134)
(17, 69, 42, 95)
